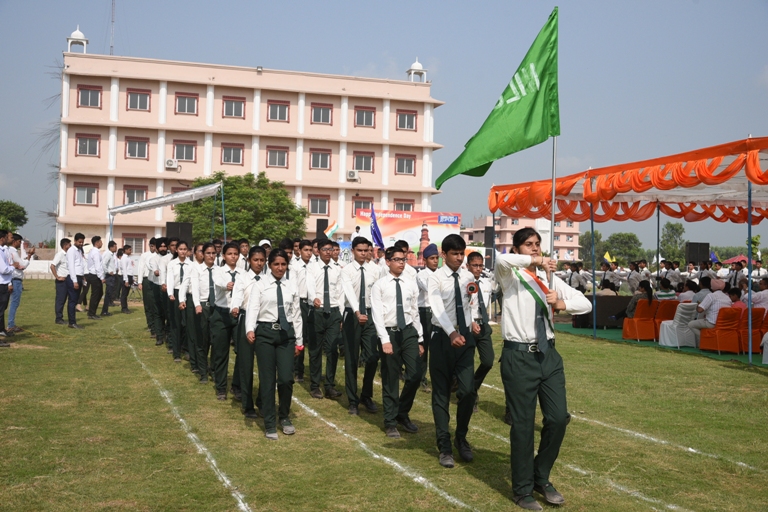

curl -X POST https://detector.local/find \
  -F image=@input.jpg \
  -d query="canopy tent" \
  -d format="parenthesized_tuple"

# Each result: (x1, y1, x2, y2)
(487, 137, 768, 363)
(107, 182, 225, 240)
(722, 255, 753, 265)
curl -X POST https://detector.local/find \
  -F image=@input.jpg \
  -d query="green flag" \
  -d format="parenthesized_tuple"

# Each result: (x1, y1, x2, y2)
(435, 7, 560, 190)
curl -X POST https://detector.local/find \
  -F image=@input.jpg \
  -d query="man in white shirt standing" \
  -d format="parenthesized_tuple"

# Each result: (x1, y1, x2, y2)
(7, 233, 33, 333)
(101, 241, 118, 316)
(0, 230, 15, 342)
(119, 244, 135, 314)
(466, 251, 498, 414)
(51, 238, 71, 325)
(147, 238, 169, 345)
(85, 236, 106, 320)
(66, 233, 86, 329)
(292, 239, 315, 383)
(137, 238, 157, 333)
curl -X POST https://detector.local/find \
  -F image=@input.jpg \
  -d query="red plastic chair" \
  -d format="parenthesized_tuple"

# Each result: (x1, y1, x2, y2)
(654, 300, 679, 341)
(622, 300, 659, 341)
(739, 308, 765, 354)
(699, 308, 741, 354)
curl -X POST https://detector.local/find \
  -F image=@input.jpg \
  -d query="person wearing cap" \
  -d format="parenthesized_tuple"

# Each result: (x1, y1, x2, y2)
(466, 251, 499, 414)
(495, 228, 591, 510)
(416, 243, 439, 391)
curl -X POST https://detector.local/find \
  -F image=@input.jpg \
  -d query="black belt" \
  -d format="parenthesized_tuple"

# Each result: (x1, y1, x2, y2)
(257, 321, 282, 330)
(300, 298, 309, 303)
(419, 307, 432, 313)
(503, 339, 554, 353)
(12, 278, 21, 281)
(387, 323, 412, 332)
(474, 318, 484, 325)
(215, 306, 231, 313)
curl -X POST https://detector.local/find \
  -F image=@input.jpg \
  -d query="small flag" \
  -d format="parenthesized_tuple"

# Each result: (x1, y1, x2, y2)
(370, 206, 385, 250)
(603, 251, 613, 263)
(710, 251, 719, 263)
(324, 221, 338, 238)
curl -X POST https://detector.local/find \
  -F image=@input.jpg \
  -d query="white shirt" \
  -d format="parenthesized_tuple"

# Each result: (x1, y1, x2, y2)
(52, 250, 68, 279)
(0, 246, 13, 285)
(306, 260, 346, 309)
(137, 250, 154, 280)
(341, 260, 378, 312)
(158, 253, 174, 288)
(752, 268, 768, 279)
(180, 262, 214, 308)
(166, 258, 192, 296)
(237, 253, 250, 272)
(244, 273, 303, 346)
(742, 289, 768, 307)
(566, 269, 586, 290)
(8, 246, 28, 280)
(103, 251, 117, 275)
(230, 270, 263, 311)
(371, 272, 423, 345)
(121, 255, 135, 282)
(293, 258, 312, 299)
(698, 290, 733, 324)
(67, 246, 84, 280)
(715, 268, 729, 278)
(146, 252, 163, 285)
(416, 268, 435, 308)
(86, 248, 105, 279)
(212, 265, 247, 308)
(428, 265, 478, 336)
(471, 274, 497, 321)
(494, 253, 592, 343)
(677, 290, 696, 302)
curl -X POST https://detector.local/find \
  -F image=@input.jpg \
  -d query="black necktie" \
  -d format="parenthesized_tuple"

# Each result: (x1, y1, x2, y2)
(229, 271, 236, 297)
(323, 265, 331, 313)
(276, 281, 291, 331)
(452, 272, 467, 335)
(359, 266, 366, 314)
(535, 299, 549, 354)
(568, 273, 573, 285)
(394, 278, 406, 329)
(179, 262, 184, 283)
(476, 280, 488, 324)
(207, 267, 215, 304)
(244, 259, 248, 270)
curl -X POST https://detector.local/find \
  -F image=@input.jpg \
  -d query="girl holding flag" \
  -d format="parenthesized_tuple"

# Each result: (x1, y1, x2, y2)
(494, 227, 591, 511)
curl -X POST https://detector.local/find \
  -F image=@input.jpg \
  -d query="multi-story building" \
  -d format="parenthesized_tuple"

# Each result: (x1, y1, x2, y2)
(56, 28, 443, 254)
(461, 214, 580, 261)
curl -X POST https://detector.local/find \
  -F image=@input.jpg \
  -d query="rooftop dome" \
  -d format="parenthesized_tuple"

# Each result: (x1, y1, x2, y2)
(70, 25, 85, 39)
(410, 58, 423, 71)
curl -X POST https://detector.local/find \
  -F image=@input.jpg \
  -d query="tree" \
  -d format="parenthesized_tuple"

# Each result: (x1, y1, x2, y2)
(604, 232, 644, 265)
(0, 200, 28, 231)
(579, 229, 605, 269)
(659, 221, 686, 263)
(174, 172, 309, 243)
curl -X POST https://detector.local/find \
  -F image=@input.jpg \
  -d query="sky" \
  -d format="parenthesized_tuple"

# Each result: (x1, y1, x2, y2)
(1, 0, 767, 249)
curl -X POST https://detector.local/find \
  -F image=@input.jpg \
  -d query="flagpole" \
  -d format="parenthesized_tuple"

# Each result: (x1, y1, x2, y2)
(549, 136, 557, 286)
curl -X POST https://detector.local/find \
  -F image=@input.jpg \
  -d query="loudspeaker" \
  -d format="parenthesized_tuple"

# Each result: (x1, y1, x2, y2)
(316, 219, 329, 239)
(685, 242, 710, 264)
(166, 222, 193, 244)
(484, 226, 495, 248)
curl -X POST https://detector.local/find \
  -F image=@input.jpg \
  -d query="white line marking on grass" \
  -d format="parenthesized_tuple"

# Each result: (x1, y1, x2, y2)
(291, 396, 478, 511)
(479, 383, 759, 471)
(112, 323, 252, 512)
(472, 426, 695, 512)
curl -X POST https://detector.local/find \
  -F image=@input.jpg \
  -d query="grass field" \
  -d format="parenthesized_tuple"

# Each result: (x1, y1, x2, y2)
(1, 281, 767, 511)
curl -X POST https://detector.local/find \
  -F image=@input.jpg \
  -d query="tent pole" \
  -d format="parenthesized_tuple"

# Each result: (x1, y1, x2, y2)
(591, 203, 596, 339)
(211, 189, 217, 242)
(549, 136, 557, 287)
(220, 181, 227, 242)
(748, 181, 753, 365)
(656, 202, 661, 284)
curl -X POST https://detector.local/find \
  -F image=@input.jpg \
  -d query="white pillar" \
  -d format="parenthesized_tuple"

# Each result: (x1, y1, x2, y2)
(382, 99, 390, 140)
(110, 77, 119, 122)
(421, 192, 430, 212)
(423, 103, 432, 142)
(252, 89, 261, 131)
(430, 114, 435, 144)
(294, 186, 303, 207)
(204, 133, 213, 176)
(158, 81, 167, 125)
(155, 179, 164, 221)
(56, 223, 64, 242)
(381, 145, 389, 186)
(381, 190, 389, 210)
(422, 148, 431, 188)
(295, 139, 304, 181)
(107, 177, 115, 220)
(338, 189, 346, 229)
(156, 130, 166, 173)
(427, 148, 433, 185)
(154, 227, 162, 238)
(108, 127, 117, 170)
(206, 84, 214, 127)
(58, 173, 67, 218)
(60, 124, 68, 169)
(338, 142, 347, 183)
(298, 92, 305, 134)
(61, 73, 70, 119)
(340, 96, 348, 137)
(251, 135, 259, 174)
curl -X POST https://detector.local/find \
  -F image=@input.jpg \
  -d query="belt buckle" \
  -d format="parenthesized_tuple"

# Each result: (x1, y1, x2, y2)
(390, 326, 400, 332)
(271, 323, 280, 330)
(527, 343, 539, 353)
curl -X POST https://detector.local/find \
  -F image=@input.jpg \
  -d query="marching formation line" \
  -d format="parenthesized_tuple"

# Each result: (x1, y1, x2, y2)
(112, 323, 252, 512)
(479, 383, 759, 471)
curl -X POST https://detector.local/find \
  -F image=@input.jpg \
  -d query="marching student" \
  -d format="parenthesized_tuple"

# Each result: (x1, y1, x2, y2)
(291, 238, 302, 267)
(466, 251, 498, 413)
(237, 239, 250, 271)
(209, 242, 247, 400)
(138, 238, 157, 334)
(230, 246, 267, 412)
(371, 246, 424, 438)
(102, 241, 118, 312)
(167, 241, 192, 363)
(306, 238, 349, 399)
(51, 238, 71, 325)
(495, 228, 592, 510)
(120, 245, 134, 314)
(147, 239, 169, 346)
(416, 243, 439, 392)
(180, 243, 218, 383)
(340, 236, 380, 416)
(85, 236, 107, 319)
(293, 239, 314, 382)
(65, 233, 86, 329)
(213, 239, 224, 266)
(427, 234, 479, 469)
(278, 238, 294, 279)
(158, 238, 178, 351)
(245, 249, 303, 440)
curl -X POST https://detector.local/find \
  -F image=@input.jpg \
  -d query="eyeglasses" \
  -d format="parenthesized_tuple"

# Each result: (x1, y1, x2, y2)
(320, 248, 333, 253)
(389, 257, 406, 263)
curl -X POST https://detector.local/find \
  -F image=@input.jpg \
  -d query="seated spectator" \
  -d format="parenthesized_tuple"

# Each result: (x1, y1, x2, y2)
(611, 280, 655, 320)
(730, 288, 747, 309)
(656, 278, 677, 300)
(596, 279, 618, 296)
(688, 287, 734, 340)
(692, 276, 712, 304)
(741, 277, 768, 307)
(677, 280, 698, 302)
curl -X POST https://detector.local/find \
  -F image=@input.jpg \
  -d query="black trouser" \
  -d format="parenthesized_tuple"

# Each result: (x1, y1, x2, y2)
(430, 328, 476, 454)
(418, 307, 432, 384)
(66, 276, 83, 325)
(85, 274, 103, 316)
(236, 315, 259, 414)
(381, 325, 421, 428)
(168, 289, 186, 359)
(294, 299, 313, 377)
(343, 307, 379, 407)
(141, 277, 155, 330)
(0, 283, 9, 333)
(54, 280, 68, 322)
(310, 307, 342, 391)
(120, 276, 133, 310)
(79, 280, 89, 306)
(182, 294, 197, 370)
(209, 306, 237, 395)
(151, 282, 169, 342)
(190, 302, 212, 379)
(255, 323, 296, 431)
(473, 321, 495, 392)
(102, 275, 116, 313)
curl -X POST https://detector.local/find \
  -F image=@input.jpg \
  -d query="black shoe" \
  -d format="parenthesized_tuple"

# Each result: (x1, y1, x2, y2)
(243, 410, 259, 419)
(421, 381, 431, 393)
(88, 314, 102, 320)
(324, 387, 342, 399)
(513, 495, 542, 511)
(101, 312, 113, 317)
(216, 393, 227, 401)
(348, 404, 359, 415)
(122, 309, 132, 314)
(155, 338, 164, 346)
(533, 483, 565, 505)
(0, 342, 10, 348)
(360, 396, 378, 413)
(309, 388, 324, 399)
(504, 410, 513, 426)
(199, 378, 208, 384)
(439, 452, 455, 468)
(68, 324, 84, 330)
(167, 349, 172, 354)
(230, 387, 242, 402)
(385, 426, 401, 438)
(396, 415, 418, 433)
(295, 374, 304, 383)
(55, 319, 66, 325)
(174, 358, 181, 363)
(454, 437, 473, 462)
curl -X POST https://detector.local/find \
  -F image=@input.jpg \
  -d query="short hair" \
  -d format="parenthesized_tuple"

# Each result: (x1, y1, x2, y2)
(212, 239, 223, 245)
(292, 237, 301, 244)
(441, 234, 466, 253)
(723, 282, 732, 293)
(108, 241, 117, 249)
(249, 246, 267, 259)
(117, 248, 124, 258)
(660, 278, 671, 289)
(330, 241, 340, 249)
(600, 279, 614, 290)
(600, 261, 610, 269)
(267, 249, 289, 266)
(176, 240, 189, 250)
(684, 279, 699, 292)
(202, 242, 215, 254)
(149, 237, 157, 246)
(728, 288, 741, 298)
(74, 232, 85, 241)
(12, 233, 22, 242)
(60, 238, 71, 248)
(91, 235, 101, 245)
(0, 230, 8, 239)
(512, 227, 541, 250)
(688, 261, 696, 266)
(639, 259, 647, 264)
(395, 239, 410, 252)
(699, 276, 712, 289)
(239, 238, 250, 246)
(577, 262, 584, 269)
(757, 260, 763, 264)
(673, 261, 680, 266)
(168, 237, 180, 245)
(467, 251, 484, 265)
(222, 242, 239, 255)
(317, 239, 333, 250)
(352, 236, 371, 249)
(122, 244, 132, 251)
(385, 246, 404, 260)
(299, 239, 313, 250)
(278, 238, 293, 252)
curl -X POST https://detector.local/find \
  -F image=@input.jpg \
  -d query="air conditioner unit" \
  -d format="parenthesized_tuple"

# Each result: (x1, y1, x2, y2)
(165, 159, 179, 169)
(346, 169, 359, 181)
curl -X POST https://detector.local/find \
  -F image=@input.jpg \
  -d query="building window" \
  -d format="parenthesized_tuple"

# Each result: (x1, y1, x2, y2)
(76, 134, 100, 157)
(395, 155, 415, 175)
(354, 107, 375, 127)
(554, 221, 561, 227)
(396, 110, 417, 131)
(353, 152, 374, 173)
(511, 219, 519, 225)
(127, 89, 150, 111)
(123, 235, 145, 255)
(566, 221, 574, 227)
(267, 101, 289, 122)
(222, 144, 244, 165)
(554, 235, 560, 241)
(566, 235, 574, 242)
(394, 201, 414, 212)
(74, 183, 98, 206)
(175, 93, 198, 115)
(308, 196, 329, 216)
(267, 146, 288, 168)
(223, 96, 245, 118)
(310, 149, 331, 170)
(78, 85, 101, 108)
(174, 141, 196, 162)
(494, 218, 501, 226)
(125, 187, 147, 204)
(352, 198, 373, 216)
(125, 137, 149, 159)
(311, 103, 332, 125)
